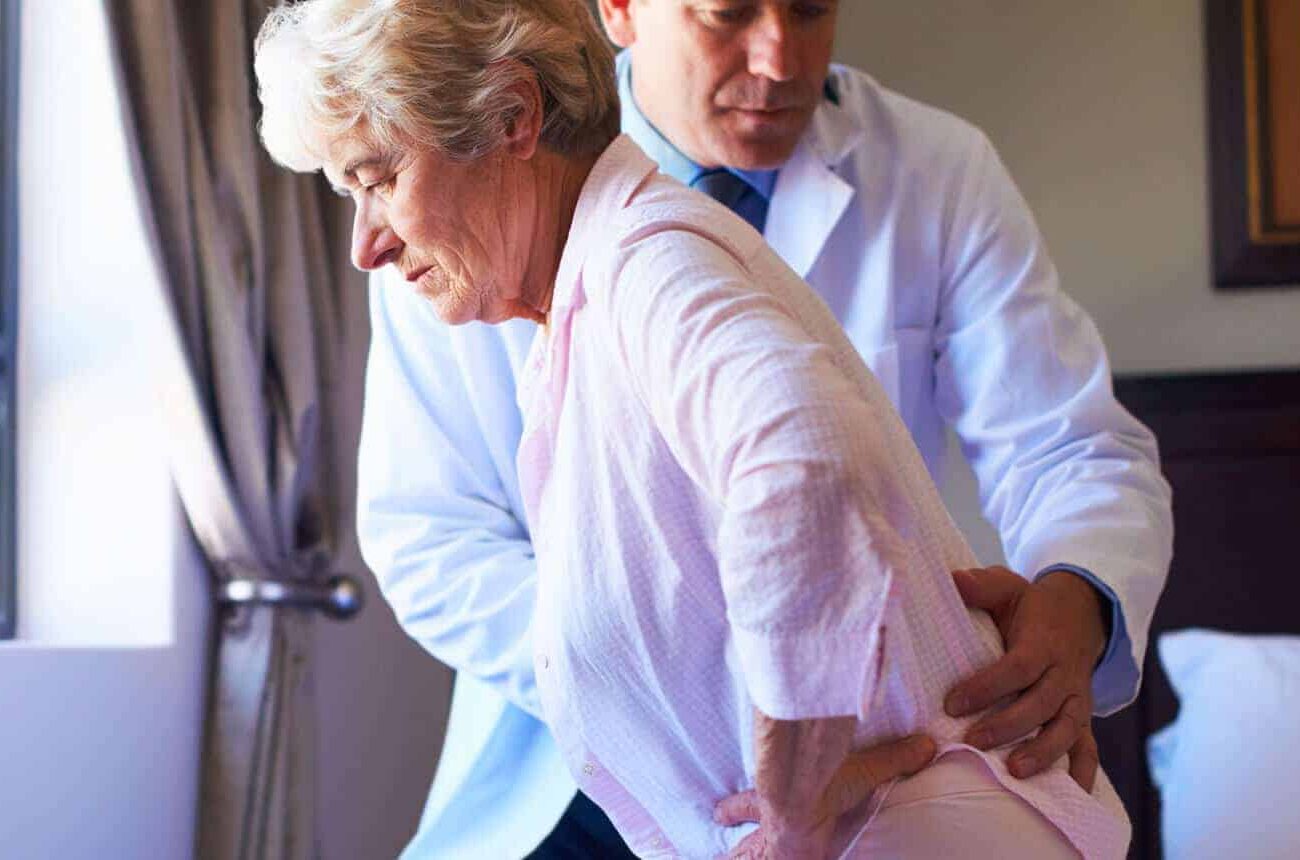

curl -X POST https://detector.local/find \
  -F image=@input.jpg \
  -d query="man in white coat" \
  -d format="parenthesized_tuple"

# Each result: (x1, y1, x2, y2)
(356, 1, 1172, 856)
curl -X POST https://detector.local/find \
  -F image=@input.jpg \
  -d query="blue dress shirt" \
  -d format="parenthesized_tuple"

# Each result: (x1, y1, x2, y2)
(618, 65, 776, 233)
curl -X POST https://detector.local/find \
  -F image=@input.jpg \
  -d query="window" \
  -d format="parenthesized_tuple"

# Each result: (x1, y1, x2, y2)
(1, 0, 20, 640)
(12, 1, 175, 644)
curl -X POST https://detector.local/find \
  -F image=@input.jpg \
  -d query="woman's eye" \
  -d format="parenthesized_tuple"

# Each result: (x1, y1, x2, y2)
(367, 175, 397, 196)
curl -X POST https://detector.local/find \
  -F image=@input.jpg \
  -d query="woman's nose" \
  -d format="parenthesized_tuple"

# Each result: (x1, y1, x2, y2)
(350, 197, 402, 271)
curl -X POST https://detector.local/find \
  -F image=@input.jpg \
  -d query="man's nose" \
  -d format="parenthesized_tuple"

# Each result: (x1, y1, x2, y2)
(350, 196, 402, 272)
(747, 9, 798, 82)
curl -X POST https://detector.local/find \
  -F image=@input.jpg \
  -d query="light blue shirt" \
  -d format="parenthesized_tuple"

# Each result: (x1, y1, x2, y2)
(617, 64, 777, 200)
(360, 55, 1167, 860)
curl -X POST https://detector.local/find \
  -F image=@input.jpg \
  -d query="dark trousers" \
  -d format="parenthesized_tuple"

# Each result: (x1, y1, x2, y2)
(526, 791, 639, 859)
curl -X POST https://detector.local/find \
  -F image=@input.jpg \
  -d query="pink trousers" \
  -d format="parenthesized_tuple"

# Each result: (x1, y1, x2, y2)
(841, 751, 1097, 859)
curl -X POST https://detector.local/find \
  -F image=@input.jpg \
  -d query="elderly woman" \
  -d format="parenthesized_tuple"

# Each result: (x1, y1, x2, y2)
(255, 1, 1128, 857)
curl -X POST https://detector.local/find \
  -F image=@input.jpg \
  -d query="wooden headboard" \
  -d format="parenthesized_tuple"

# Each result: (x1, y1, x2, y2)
(1096, 368, 1300, 860)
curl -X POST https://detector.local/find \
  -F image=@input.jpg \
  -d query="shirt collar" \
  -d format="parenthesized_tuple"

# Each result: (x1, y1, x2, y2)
(617, 53, 778, 201)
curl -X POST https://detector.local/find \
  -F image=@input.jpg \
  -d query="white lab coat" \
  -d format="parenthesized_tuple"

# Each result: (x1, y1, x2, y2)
(357, 63, 1172, 859)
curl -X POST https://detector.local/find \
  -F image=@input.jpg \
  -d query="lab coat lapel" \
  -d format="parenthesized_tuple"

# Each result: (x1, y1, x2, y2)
(764, 95, 865, 280)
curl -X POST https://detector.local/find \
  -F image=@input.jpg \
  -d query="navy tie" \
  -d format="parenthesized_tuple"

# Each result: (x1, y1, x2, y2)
(690, 169, 769, 234)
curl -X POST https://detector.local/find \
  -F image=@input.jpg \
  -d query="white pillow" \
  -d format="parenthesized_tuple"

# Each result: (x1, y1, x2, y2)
(1148, 629, 1300, 859)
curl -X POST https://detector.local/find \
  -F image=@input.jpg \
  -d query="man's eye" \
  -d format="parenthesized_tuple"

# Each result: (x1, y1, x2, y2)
(792, 2, 831, 19)
(703, 6, 753, 25)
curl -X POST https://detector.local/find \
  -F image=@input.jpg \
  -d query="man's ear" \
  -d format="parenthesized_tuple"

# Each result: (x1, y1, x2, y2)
(501, 65, 543, 160)
(596, 0, 637, 49)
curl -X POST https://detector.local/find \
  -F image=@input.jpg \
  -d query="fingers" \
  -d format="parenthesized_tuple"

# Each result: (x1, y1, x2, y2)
(717, 736, 937, 844)
(963, 664, 1066, 750)
(830, 734, 936, 816)
(714, 789, 761, 827)
(1004, 694, 1092, 781)
(951, 566, 1026, 614)
(1066, 726, 1100, 793)
(853, 734, 938, 785)
(946, 647, 1047, 718)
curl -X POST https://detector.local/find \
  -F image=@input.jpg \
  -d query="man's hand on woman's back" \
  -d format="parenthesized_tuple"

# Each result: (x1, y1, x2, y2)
(945, 566, 1107, 792)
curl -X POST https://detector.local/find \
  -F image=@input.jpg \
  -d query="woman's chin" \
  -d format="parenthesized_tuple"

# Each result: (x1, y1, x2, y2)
(420, 290, 478, 326)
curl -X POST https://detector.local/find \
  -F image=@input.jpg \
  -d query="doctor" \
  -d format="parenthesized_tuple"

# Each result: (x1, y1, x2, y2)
(357, 1, 1172, 856)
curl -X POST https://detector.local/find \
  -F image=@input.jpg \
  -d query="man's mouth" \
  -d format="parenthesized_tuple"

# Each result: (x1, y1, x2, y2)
(727, 106, 804, 126)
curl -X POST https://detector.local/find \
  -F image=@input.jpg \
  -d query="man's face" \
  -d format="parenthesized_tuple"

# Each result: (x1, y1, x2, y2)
(617, 1, 838, 170)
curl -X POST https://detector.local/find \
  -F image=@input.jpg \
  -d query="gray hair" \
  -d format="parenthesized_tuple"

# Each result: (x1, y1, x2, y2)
(255, 0, 620, 171)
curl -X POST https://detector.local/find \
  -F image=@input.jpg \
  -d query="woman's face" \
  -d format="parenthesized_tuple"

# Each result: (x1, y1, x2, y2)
(328, 132, 543, 325)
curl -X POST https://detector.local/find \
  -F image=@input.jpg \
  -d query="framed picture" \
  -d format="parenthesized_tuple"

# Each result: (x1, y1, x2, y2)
(1206, 0, 1300, 288)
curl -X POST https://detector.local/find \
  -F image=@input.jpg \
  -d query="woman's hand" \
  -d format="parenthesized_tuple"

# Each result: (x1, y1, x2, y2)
(715, 720, 936, 860)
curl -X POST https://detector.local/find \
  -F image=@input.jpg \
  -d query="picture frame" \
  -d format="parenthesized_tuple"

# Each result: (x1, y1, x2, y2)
(1205, 0, 1300, 288)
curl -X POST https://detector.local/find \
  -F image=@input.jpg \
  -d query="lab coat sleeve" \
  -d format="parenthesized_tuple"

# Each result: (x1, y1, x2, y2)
(933, 134, 1173, 715)
(356, 273, 543, 719)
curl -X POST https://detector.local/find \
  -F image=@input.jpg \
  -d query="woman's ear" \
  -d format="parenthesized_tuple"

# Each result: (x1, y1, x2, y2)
(597, 0, 637, 49)
(501, 65, 543, 160)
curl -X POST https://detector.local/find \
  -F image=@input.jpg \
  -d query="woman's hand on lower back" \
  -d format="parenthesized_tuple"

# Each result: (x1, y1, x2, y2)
(715, 727, 936, 859)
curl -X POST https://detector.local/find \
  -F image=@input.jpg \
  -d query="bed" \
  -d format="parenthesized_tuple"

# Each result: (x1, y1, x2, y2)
(1095, 368, 1300, 859)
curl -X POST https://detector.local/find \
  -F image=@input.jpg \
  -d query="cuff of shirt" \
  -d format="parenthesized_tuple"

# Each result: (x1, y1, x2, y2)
(1032, 563, 1137, 717)
(732, 618, 888, 721)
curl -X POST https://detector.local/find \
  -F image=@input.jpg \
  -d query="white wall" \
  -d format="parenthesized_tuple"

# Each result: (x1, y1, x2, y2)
(838, 0, 1300, 375)
(836, 0, 1299, 566)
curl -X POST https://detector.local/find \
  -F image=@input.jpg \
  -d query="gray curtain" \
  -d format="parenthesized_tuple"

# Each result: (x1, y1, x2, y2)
(102, 1, 368, 857)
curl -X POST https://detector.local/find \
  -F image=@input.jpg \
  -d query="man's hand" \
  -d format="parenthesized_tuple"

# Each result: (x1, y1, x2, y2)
(945, 566, 1108, 792)
(715, 731, 936, 859)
